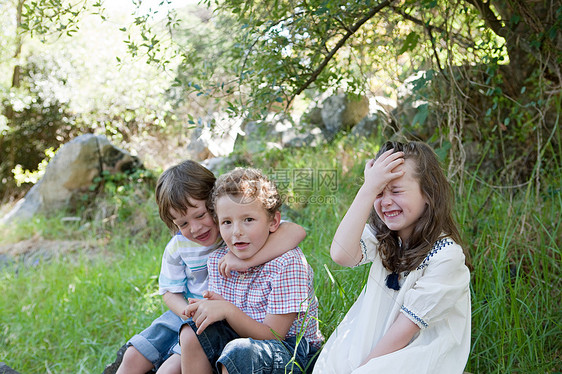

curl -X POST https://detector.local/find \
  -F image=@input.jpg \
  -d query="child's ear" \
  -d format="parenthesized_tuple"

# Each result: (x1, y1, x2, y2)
(269, 211, 281, 233)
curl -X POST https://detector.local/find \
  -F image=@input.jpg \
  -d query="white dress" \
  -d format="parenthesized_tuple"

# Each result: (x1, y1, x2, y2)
(313, 225, 471, 374)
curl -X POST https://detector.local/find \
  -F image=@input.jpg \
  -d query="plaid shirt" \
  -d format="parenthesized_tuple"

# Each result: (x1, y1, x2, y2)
(208, 246, 324, 349)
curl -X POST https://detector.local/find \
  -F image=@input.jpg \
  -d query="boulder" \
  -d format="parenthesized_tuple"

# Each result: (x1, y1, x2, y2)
(186, 113, 242, 160)
(235, 113, 294, 153)
(1, 134, 141, 225)
(0, 363, 20, 374)
(320, 94, 369, 139)
(103, 344, 156, 374)
(283, 126, 326, 148)
(351, 114, 385, 138)
(102, 344, 126, 374)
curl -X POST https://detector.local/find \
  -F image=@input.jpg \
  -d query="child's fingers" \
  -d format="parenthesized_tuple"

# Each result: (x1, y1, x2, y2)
(204, 291, 225, 301)
(218, 257, 227, 277)
(184, 304, 197, 318)
(223, 263, 233, 278)
(203, 291, 213, 299)
(382, 150, 404, 165)
(223, 262, 234, 278)
(196, 317, 211, 335)
(387, 156, 405, 170)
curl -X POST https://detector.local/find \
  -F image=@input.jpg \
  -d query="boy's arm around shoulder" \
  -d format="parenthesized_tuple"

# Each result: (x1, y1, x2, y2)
(220, 220, 306, 277)
(248, 220, 305, 266)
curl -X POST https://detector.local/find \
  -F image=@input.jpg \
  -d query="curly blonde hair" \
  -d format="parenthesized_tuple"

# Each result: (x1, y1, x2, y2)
(210, 167, 282, 219)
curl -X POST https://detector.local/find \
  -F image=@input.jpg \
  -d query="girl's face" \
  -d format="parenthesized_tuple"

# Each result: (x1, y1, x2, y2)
(374, 159, 427, 241)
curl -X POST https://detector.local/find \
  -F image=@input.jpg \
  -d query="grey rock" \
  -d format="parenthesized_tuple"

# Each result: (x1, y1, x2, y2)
(320, 94, 369, 139)
(1, 134, 141, 225)
(0, 363, 20, 374)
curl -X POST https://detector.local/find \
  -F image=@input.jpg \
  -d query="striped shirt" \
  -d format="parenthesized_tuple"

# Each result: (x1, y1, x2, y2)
(158, 232, 224, 299)
(208, 246, 324, 349)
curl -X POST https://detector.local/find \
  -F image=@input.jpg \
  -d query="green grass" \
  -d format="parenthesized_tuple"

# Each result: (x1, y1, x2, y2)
(1, 136, 561, 372)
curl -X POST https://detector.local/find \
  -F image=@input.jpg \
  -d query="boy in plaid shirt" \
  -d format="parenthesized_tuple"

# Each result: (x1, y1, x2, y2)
(116, 161, 306, 374)
(179, 167, 323, 374)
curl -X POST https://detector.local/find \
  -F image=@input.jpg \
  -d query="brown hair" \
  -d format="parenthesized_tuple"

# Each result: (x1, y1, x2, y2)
(155, 160, 216, 232)
(210, 167, 282, 219)
(369, 141, 466, 272)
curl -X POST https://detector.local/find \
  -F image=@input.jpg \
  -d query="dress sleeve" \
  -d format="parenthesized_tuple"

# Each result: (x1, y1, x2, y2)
(354, 224, 379, 267)
(400, 241, 470, 329)
(158, 234, 190, 295)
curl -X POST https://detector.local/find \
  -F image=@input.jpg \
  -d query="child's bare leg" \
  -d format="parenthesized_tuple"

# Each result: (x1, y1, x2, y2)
(155, 353, 181, 374)
(179, 325, 213, 374)
(221, 365, 229, 374)
(116, 346, 154, 374)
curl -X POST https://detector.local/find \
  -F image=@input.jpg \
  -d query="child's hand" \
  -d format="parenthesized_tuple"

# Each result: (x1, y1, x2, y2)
(202, 290, 225, 301)
(187, 298, 232, 334)
(182, 300, 199, 318)
(364, 149, 405, 194)
(218, 251, 249, 278)
(183, 291, 227, 324)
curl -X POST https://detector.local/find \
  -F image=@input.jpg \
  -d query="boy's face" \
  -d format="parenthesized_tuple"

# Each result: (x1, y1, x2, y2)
(215, 195, 280, 261)
(170, 199, 220, 246)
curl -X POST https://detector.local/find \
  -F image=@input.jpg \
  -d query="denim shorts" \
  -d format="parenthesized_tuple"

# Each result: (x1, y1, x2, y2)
(127, 310, 183, 368)
(183, 319, 316, 374)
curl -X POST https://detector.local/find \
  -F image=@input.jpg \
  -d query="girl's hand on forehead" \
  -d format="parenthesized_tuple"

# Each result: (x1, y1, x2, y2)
(364, 149, 405, 193)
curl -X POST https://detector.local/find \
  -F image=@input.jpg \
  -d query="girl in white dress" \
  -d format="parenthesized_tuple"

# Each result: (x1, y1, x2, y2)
(313, 141, 471, 374)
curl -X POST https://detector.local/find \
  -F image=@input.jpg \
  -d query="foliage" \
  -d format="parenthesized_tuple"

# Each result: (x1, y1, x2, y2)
(7, 0, 561, 185)
(0, 0, 179, 200)
(79, 0, 559, 183)
(0, 53, 79, 197)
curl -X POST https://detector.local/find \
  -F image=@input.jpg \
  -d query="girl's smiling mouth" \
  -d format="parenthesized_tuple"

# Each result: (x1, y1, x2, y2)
(384, 210, 401, 218)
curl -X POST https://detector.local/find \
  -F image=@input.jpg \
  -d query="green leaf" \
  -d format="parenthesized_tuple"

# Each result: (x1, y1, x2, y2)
(412, 103, 429, 126)
(398, 32, 419, 55)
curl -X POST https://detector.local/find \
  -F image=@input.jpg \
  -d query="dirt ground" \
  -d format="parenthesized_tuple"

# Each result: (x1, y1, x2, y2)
(0, 233, 103, 267)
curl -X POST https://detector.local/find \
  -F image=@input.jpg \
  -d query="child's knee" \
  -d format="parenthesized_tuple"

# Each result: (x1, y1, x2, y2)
(179, 324, 198, 349)
(122, 345, 145, 362)
(222, 337, 253, 356)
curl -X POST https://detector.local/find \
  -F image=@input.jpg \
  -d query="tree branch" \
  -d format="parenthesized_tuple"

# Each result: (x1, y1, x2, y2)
(290, 0, 393, 100)
(390, 5, 475, 50)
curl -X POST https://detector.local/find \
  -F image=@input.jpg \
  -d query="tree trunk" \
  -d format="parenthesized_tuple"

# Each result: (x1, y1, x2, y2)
(468, 0, 562, 96)
(11, 0, 24, 89)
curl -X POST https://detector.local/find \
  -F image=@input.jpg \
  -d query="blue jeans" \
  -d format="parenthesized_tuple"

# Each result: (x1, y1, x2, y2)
(127, 310, 182, 368)
(183, 319, 316, 374)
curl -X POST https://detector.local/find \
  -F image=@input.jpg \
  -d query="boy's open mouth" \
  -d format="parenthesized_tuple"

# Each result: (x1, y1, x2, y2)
(233, 241, 250, 250)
